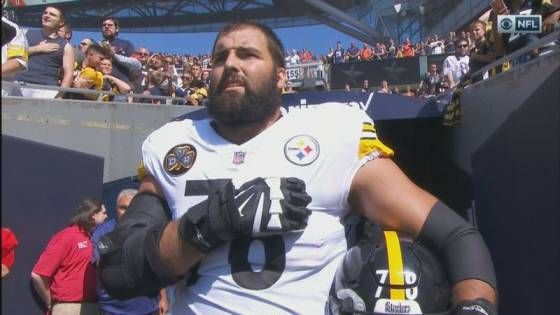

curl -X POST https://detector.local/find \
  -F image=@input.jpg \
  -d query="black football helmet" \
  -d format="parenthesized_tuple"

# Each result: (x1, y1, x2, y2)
(327, 230, 451, 315)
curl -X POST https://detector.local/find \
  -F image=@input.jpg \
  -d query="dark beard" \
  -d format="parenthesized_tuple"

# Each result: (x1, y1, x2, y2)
(207, 70, 281, 126)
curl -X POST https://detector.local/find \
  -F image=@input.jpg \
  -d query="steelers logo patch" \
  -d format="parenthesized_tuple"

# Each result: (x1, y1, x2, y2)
(164, 144, 197, 176)
(284, 135, 320, 166)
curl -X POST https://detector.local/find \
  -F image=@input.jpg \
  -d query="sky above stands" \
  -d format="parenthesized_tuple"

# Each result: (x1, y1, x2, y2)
(70, 24, 359, 56)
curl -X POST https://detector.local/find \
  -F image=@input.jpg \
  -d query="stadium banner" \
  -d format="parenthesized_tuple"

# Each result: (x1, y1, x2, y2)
(330, 57, 421, 89)
(282, 90, 447, 120)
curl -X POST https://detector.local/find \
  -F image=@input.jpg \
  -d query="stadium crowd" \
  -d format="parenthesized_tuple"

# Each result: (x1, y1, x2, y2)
(2, 1, 559, 103)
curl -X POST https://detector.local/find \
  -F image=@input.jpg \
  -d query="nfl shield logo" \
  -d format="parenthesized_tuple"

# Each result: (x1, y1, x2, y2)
(233, 151, 246, 165)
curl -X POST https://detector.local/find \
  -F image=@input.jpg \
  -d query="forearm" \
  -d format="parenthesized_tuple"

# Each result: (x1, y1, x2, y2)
(159, 220, 204, 277)
(1, 59, 25, 76)
(452, 279, 497, 306)
(28, 45, 43, 55)
(107, 76, 132, 94)
(31, 273, 51, 308)
(113, 54, 142, 75)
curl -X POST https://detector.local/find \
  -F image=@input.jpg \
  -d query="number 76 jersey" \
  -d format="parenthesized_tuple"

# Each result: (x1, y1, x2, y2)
(140, 103, 393, 314)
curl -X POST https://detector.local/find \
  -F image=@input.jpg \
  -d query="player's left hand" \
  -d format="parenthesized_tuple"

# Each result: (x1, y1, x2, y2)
(235, 177, 312, 236)
(453, 298, 497, 315)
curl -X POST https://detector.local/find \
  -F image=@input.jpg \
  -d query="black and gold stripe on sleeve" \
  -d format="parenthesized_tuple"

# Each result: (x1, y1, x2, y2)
(359, 122, 394, 159)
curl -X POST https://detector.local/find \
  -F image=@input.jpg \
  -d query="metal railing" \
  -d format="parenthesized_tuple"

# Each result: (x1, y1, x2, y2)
(1, 81, 188, 104)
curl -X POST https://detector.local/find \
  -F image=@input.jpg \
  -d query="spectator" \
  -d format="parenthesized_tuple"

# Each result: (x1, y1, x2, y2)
(142, 69, 166, 104)
(57, 23, 72, 41)
(75, 37, 95, 67)
(359, 42, 373, 61)
(178, 72, 193, 95)
(377, 80, 391, 93)
(326, 47, 334, 64)
(191, 62, 203, 81)
(13, 6, 74, 99)
(31, 198, 107, 315)
(387, 38, 397, 58)
(1, 228, 19, 278)
(66, 43, 111, 100)
(361, 79, 372, 93)
(185, 79, 208, 106)
(333, 41, 345, 64)
(420, 63, 443, 96)
(443, 39, 470, 88)
(401, 38, 415, 57)
(468, 20, 495, 81)
(287, 49, 300, 65)
(131, 47, 150, 92)
(301, 48, 313, 63)
(99, 57, 132, 102)
(428, 34, 445, 55)
(2, 15, 28, 96)
(346, 41, 360, 62)
(92, 189, 168, 315)
(201, 69, 210, 87)
(100, 17, 135, 85)
(402, 85, 415, 97)
(446, 31, 456, 53)
(374, 42, 387, 59)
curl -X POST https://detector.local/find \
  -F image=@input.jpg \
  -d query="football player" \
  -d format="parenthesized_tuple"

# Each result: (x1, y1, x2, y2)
(99, 20, 497, 315)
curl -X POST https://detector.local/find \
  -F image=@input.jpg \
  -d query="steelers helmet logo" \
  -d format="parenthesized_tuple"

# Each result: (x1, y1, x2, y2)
(164, 144, 197, 176)
(284, 135, 320, 166)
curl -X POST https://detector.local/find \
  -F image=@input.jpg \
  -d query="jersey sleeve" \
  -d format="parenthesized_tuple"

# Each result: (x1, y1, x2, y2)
(6, 23, 29, 69)
(333, 105, 394, 209)
(140, 133, 160, 182)
(359, 118, 394, 160)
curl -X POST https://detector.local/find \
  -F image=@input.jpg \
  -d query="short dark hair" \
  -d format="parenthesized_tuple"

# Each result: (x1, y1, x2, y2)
(86, 43, 112, 59)
(455, 38, 468, 47)
(212, 20, 285, 68)
(69, 197, 103, 232)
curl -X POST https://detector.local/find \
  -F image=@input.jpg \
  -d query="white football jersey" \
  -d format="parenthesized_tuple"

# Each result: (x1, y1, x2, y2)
(141, 103, 393, 314)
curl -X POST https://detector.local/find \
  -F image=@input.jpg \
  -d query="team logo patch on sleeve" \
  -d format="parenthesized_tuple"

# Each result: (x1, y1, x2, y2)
(164, 144, 197, 176)
(284, 135, 320, 166)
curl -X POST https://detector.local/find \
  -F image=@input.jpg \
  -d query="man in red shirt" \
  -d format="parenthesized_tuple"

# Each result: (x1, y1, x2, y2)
(31, 198, 107, 315)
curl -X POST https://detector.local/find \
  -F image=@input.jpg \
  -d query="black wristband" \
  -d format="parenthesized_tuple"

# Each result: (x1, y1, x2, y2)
(454, 298, 497, 315)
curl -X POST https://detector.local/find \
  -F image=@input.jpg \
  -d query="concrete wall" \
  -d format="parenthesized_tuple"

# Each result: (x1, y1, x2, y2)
(1, 99, 203, 183)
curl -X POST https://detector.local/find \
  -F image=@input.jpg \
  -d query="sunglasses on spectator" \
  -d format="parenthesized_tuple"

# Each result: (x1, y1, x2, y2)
(459, 44, 469, 48)
(138, 52, 149, 56)
(80, 42, 88, 46)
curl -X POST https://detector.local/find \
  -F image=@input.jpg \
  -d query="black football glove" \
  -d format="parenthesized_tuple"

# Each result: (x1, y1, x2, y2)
(235, 177, 312, 236)
(453, 298, 497, 315)
(179, 177, 312, 253)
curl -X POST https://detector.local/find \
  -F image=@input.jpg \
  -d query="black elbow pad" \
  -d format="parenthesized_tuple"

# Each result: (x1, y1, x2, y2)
(418, 201, 497, 291)
(98, 193, 177, 299)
